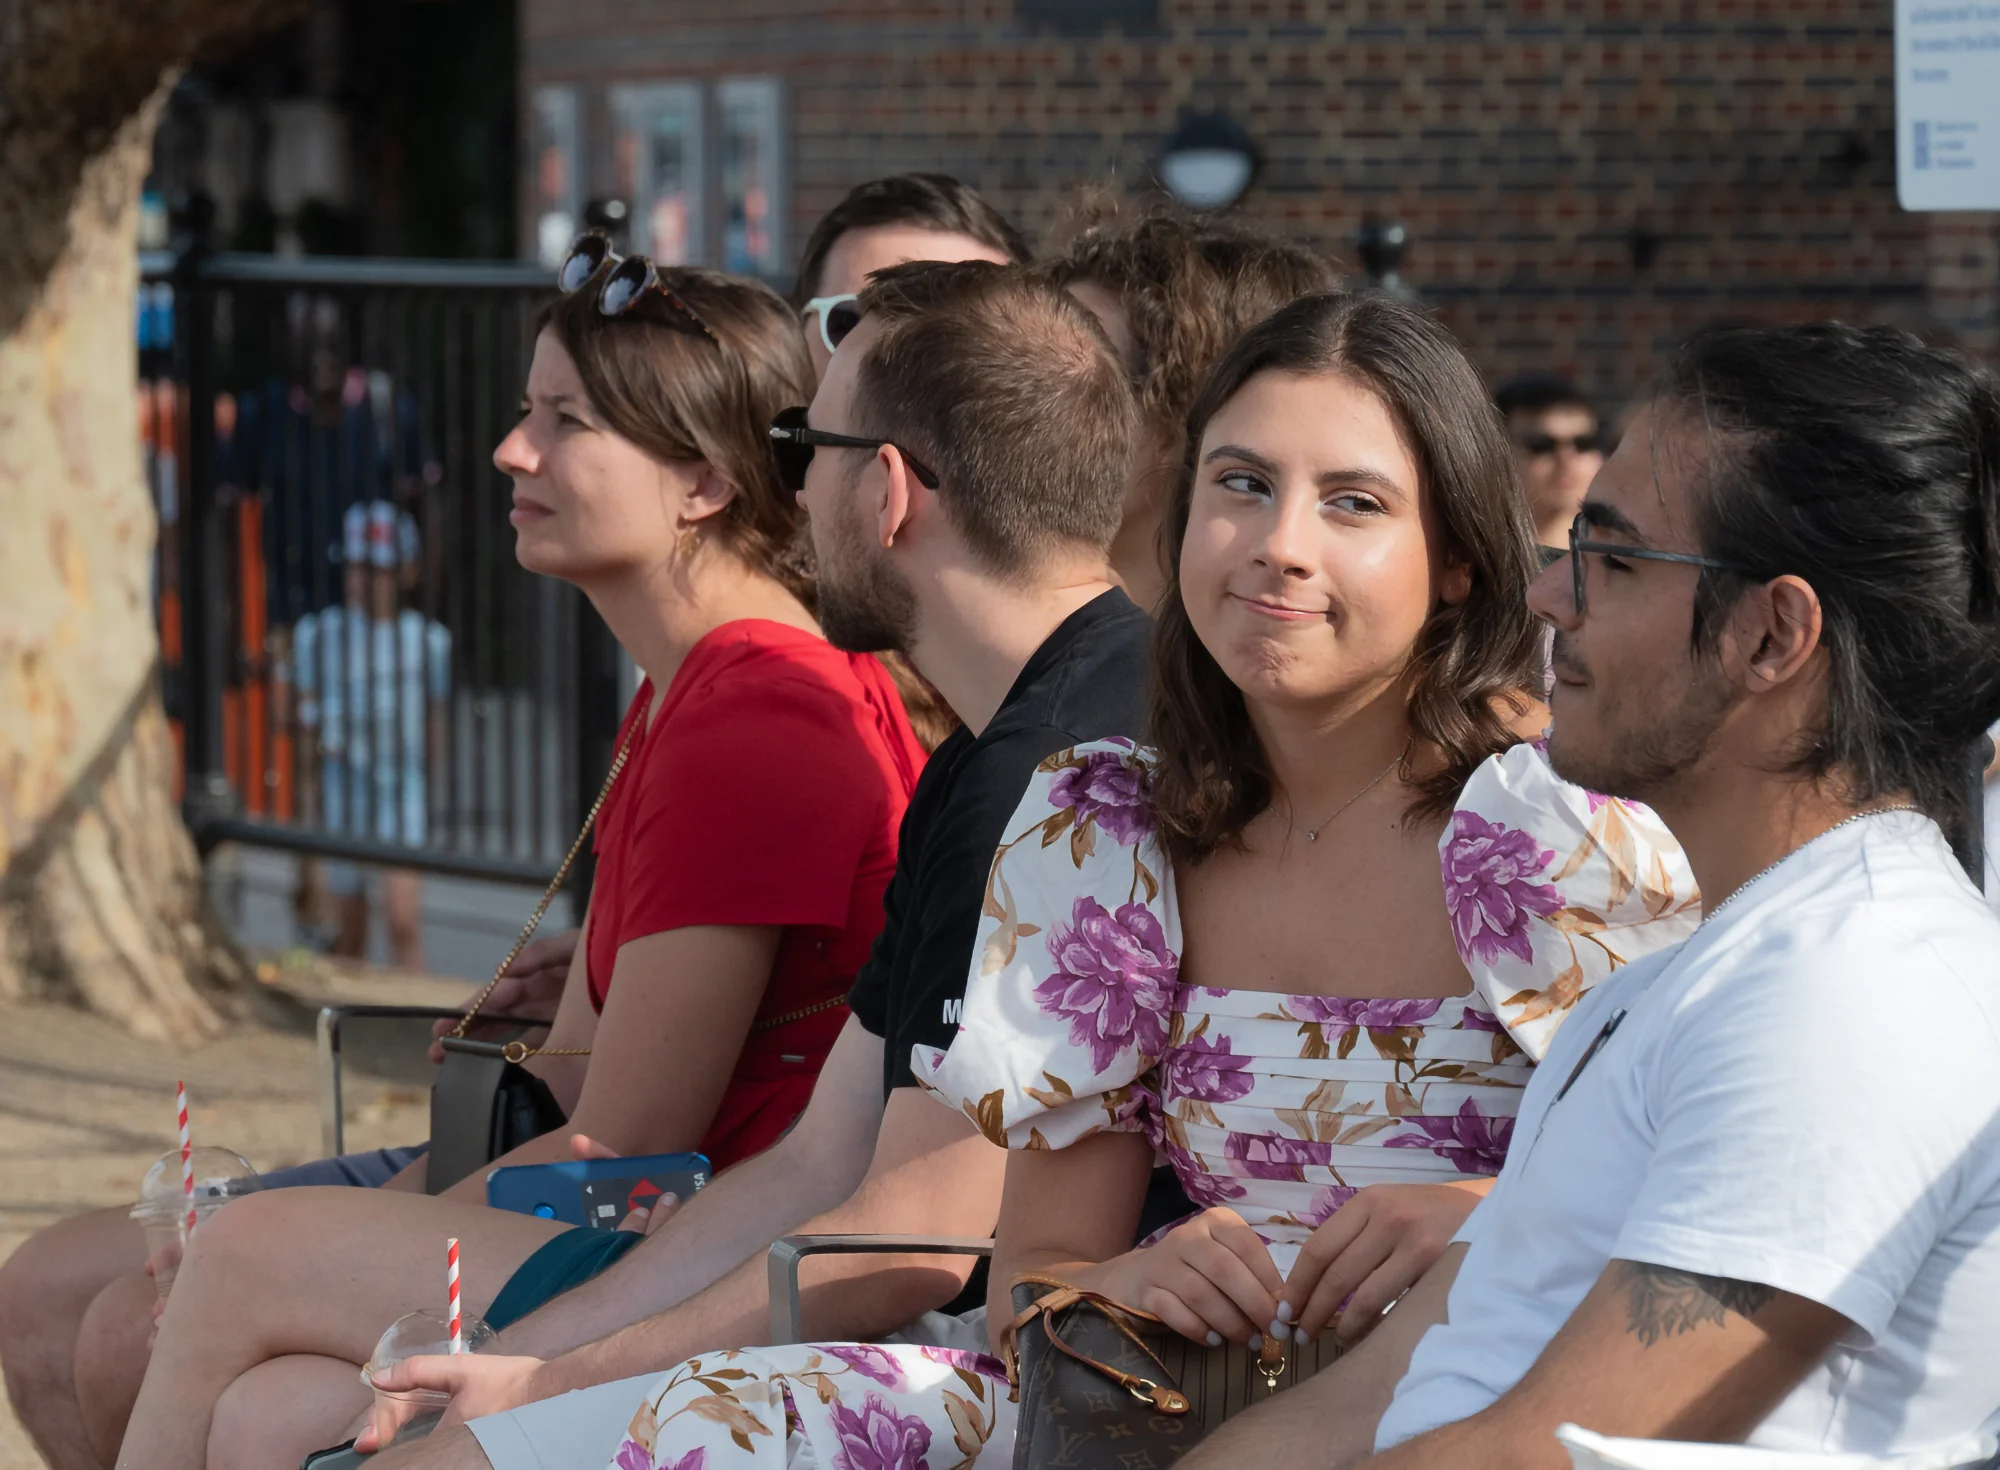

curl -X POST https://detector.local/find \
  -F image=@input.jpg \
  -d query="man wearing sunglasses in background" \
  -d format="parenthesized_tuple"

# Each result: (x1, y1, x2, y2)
(365, 260, 1156, 1470)
(790, 172, 1028, 382)
(1496, 371, 1605, 549)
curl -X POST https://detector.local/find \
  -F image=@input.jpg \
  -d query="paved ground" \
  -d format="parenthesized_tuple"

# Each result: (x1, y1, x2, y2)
(0, 962, 454, 1470)
(210, 843, 573, 980)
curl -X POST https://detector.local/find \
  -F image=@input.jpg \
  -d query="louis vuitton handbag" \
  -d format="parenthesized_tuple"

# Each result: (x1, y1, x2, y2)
(1003, 1275, 1337, 1469)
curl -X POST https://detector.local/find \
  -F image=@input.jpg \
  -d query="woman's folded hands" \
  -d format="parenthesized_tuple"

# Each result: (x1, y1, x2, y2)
(1076, 1180, 1486, 1352)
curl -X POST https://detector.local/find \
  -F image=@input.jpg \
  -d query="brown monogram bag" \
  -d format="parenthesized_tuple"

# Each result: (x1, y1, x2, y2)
(1003, 1275, 1337, 1469)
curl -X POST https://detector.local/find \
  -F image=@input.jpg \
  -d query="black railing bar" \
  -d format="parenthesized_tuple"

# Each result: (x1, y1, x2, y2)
(142, 252, 557, 291)
(471, 305, 497, 854)
(194, 816, 560, 888)
(443, 297, 468, 850)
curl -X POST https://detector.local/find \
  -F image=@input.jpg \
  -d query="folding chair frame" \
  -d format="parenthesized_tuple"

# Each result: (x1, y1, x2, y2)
(766, 1234, 995, 1345)
(315, 1004, 549, 1158)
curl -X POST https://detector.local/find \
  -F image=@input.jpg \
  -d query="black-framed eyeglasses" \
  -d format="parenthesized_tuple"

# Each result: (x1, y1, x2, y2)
(1517, 430, 1600, 456)
(768, 406, 940, 491)
(1553, 510, 1751, 615)
(557, 233, 719, 345)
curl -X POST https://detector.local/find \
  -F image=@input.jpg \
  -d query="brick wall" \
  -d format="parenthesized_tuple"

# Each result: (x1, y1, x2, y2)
(523, 0, 2000, 411)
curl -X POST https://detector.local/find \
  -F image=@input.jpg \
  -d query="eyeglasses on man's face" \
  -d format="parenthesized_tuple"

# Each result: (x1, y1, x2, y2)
(557, 233, 719, 345)
(768, 406, 941, 493)
(1543, 509, 1751, 616)
(801, 294, 862, 355)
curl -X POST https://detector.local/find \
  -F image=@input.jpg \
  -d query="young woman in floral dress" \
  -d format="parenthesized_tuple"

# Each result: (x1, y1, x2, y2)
(584, 293, 1700, 1470)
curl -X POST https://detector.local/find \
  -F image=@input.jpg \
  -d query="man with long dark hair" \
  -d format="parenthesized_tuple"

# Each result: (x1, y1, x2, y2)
(1186, 321, 2000, 1466)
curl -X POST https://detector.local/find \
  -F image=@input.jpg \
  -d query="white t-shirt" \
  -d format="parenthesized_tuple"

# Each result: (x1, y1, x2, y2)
(1377, 810, 2000, 1457)
(1985, 776, 1998, 911)
(293, 605, 451, 770)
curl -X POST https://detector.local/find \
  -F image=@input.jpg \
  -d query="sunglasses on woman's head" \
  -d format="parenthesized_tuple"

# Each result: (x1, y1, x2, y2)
(801, 294, 862, 354)
(768, 406, 941, 492)
(557, 233, 719, 345)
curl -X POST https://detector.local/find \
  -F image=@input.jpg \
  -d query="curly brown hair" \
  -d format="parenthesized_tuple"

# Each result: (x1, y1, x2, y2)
(1148, 291, 1543, 864)
(1041, 204, 1337, 439)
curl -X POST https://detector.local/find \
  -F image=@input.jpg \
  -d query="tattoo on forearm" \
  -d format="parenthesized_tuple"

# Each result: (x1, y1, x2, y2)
(1619, 1263, 1777, 1347)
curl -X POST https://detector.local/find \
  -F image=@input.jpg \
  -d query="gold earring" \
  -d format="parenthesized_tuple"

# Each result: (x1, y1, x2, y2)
(675, 517, 702, 561)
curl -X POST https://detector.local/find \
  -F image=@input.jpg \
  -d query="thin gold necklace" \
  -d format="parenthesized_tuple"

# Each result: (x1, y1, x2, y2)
(1297, 753, 1404, 844)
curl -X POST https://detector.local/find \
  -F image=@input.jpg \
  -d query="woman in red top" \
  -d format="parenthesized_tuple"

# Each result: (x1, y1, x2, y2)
(443, 246, 927, 1180)
(581, 622, 922, 1168)
(103, 256, 927, 1466)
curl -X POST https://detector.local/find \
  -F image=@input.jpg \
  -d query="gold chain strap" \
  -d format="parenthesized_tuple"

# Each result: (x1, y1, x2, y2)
(750, 991, 849, 1032)
(450, 722, 641, 1060)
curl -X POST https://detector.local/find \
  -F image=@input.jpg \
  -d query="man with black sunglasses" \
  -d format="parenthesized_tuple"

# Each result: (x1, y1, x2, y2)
(1495, 372, 1605, 548)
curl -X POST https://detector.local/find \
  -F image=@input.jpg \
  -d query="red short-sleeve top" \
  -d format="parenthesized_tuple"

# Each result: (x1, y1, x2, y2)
(584, 620, 926, 1169)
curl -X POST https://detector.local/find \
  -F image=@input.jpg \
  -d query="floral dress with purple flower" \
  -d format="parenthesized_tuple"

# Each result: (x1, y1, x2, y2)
(601, 739, 1696, 1470)
(911, 736, 1698, 1277)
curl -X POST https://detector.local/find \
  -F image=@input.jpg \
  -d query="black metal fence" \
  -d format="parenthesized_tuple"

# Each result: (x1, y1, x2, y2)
(141, 247, 626, 894)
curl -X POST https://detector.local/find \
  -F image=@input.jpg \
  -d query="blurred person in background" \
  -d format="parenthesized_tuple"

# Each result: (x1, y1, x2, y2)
(1495, 371, 1604, 548)
(1043, 205, 1336, 610)
(790, 172, 1029, 384)
(293, 498, 451, 970)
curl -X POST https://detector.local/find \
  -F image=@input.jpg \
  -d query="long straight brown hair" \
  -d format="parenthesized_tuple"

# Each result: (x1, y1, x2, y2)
(1148, 291, 1543, 864)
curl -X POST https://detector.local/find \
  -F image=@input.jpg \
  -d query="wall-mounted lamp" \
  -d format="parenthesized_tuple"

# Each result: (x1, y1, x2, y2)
(1157, 110, 1261, 211)
(1356, 218, 1412, 295)
(584, 197, 632, 250)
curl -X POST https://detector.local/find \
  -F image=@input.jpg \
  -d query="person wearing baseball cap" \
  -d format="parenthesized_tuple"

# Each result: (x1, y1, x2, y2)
(293, 497, 451, 969)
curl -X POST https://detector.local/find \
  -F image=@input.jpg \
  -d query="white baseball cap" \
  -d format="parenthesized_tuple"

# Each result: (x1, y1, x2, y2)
(342, 500, 420, 569)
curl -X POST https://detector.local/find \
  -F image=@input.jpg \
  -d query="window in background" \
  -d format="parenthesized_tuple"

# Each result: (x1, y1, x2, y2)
(717, 78, 784, 275)
(532, 86, 582, 269)
(609, 83, 703, 264)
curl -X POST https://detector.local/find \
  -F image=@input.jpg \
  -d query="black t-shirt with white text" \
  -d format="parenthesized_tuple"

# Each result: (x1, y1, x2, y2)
(847, 589, 1151, 1098)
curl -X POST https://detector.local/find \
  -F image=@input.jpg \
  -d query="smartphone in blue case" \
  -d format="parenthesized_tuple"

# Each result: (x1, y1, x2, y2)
(484, 1152, 711, 1229)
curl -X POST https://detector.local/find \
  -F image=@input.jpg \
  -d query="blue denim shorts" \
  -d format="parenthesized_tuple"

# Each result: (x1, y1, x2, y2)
(257, 1143, 427, 1190)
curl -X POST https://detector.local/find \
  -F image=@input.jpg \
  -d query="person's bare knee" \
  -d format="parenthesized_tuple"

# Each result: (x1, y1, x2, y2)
(0, 1207, 147, 1470)
(371, 1424, 494, 1469)
(73, 1271, 159, 1468)
(207, 1356, 372, 1470)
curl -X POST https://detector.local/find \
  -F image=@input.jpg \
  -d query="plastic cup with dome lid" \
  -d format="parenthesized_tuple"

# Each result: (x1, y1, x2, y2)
(129, 1147, 261, 1300)
(361, 1308, 497, 1448)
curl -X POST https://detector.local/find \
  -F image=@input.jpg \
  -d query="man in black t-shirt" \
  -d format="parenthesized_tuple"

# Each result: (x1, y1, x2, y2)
(365, 262, 1165, 1466)
(845, 587, 1150, 1096)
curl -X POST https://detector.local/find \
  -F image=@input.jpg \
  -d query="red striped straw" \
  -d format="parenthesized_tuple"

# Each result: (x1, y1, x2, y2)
(446, 1238, 463, 1354)
(176, 1081, 195, 1234)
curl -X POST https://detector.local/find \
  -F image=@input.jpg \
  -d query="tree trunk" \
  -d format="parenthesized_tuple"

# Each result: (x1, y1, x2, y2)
(0, 0, 304, 1041)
